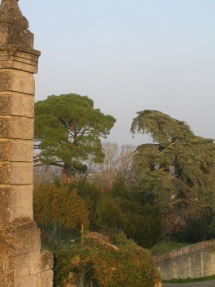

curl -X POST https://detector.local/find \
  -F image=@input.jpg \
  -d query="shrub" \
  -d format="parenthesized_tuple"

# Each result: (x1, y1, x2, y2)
(34, 184, 89, 230)
(54, 234, 161, 287)
(68, 178, 101, 230)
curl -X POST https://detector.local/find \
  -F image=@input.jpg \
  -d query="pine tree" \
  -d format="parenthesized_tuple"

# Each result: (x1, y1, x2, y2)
(34, 94, 116, 183)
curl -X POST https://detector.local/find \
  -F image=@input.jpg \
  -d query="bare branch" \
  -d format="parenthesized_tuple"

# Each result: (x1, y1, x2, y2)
(171, 178, 198, 196)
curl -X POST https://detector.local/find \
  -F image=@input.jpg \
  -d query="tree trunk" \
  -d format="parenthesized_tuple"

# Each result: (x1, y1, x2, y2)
(67, 172, 79, 183)
(62, 165, 69, 184)
(62, 165, 79, 184)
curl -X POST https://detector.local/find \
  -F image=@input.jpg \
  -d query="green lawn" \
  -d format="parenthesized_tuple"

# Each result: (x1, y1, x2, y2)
(41, 242, 79, 252)
(151, 241, 190, 255)
(163, 275, 215, 283)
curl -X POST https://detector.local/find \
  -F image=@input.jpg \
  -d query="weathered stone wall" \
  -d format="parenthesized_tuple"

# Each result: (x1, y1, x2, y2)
(155, 239, 215, 280)
(0, 0, 53, 286)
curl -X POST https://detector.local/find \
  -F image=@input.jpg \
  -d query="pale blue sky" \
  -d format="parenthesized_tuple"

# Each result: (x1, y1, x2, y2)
(19, 0, 215, 145)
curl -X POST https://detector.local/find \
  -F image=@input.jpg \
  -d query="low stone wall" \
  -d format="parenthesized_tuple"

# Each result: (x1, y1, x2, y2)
(154, 240, 215, 280)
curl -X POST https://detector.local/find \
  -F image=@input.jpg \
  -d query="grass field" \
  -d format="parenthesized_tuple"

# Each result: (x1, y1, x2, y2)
(163, 275, 215, 283)
(41, 241, 78, 252)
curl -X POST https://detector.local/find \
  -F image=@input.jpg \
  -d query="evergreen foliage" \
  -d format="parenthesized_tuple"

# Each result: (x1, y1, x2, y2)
(33, 184, 89, 230)
(98, 195, 162, 248)
(68, 178, 101, 230)
(65, 177, 162, 248)
(90, 176, 162, 248)
(34, 94, 116, 182)
(111, 176, 131, 199)
(131, 110, 215, 209)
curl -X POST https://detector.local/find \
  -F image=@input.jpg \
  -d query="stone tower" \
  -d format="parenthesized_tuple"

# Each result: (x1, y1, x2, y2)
(0, 0, 53, 286)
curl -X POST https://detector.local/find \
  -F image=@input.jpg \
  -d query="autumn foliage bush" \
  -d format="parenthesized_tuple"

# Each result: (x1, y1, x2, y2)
(33, 184, 89, 230)
(54, 233, 161, 287)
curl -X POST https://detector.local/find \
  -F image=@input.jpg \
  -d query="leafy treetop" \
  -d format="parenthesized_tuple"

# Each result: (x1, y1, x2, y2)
(34, 94, 116, 182)
(131, 110, 215, 209)
(131, 110, 194, 144)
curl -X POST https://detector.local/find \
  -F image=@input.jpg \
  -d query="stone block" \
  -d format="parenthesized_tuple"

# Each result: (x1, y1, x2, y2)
(0, 117, 33, 140)
(0, 186, 11, 223)
(5, 219, 41, 254)
(0, 118, 11, 138)
(11, 94, 34, 117)
(0, 185, 33, 224)
(11, 162, 33, 184)
(0, 50, 40, 74)
(14, 253, 30, 278)
(9, 185, 33, 222)
(0, 94, 11, 115)
(0, 140, 10, 161)
(0, 162, 33, 184)
(41, 270, 53, 287)
(0, 252, 14, 287)
(30, 251, 41, 275)
(0, 163, 10, 184)
(0, 70, 35, 94)
(32, 274, 42, 287)
(15, 274, 41, 287)
(41, 251, 54, 271)
(0, 140, 33, 162)
(10, 117, 34, 140)
(11, 140, 33, 162)
(0, 93, 34, 117)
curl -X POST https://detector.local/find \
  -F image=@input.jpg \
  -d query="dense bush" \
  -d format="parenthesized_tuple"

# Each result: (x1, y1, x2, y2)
(98, 194, 162, 248)
(54, 234, 161, 287)
(67, 177, 162, 248)
(163, 205, 212, 243)
(68, 178, 101, 230)
(125, 203, 162, 248)
(34, 177, 162, 249)
(34, 184, 89, 230)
